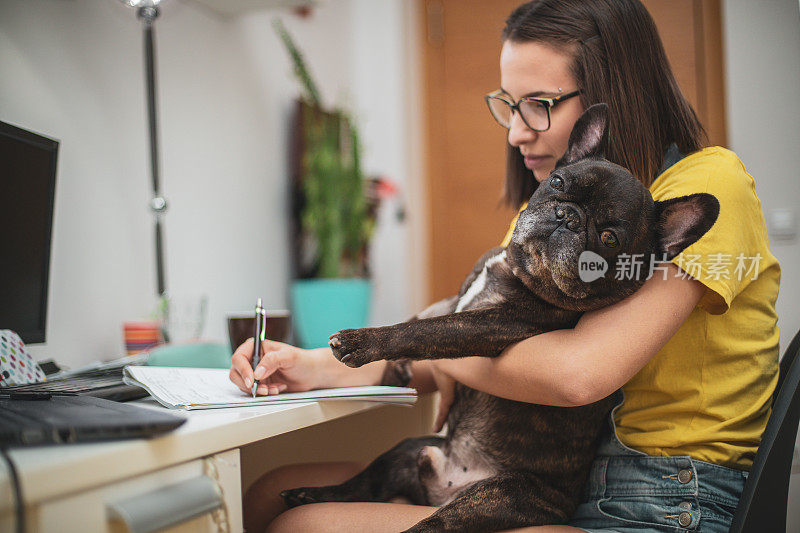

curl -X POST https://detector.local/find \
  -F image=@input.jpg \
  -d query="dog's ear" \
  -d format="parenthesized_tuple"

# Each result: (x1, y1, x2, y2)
(654, 193, 720, 260)
(556, 103, 608, 167)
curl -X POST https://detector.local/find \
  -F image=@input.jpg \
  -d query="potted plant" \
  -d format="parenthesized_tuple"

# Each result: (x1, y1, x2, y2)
(275, 20, 391, 348)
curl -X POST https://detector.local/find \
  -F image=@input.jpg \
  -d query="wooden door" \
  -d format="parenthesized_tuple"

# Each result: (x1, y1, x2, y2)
(419, 0, 726, 303)
(640, 0, 727, 146)
(421, 0, 522, 303)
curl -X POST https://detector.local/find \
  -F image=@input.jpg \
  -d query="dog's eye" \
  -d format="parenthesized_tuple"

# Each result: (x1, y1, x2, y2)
(600, 230, 619, 247)
(550, 176, 564, 190)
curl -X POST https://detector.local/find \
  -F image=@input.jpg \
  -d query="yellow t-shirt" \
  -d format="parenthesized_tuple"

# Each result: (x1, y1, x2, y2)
(500, 147, 780, 470)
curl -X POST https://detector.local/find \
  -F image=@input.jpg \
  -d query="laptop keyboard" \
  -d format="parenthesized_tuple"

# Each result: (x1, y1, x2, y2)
(0, 367, 147, 401)
(4, 371, 124, 393)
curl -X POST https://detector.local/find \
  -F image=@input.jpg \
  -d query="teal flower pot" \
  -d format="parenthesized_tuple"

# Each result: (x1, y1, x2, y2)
(291, 279, 372, 349)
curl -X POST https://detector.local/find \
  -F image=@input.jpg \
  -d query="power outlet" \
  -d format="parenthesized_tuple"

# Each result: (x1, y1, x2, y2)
(769, 208, 797, 242)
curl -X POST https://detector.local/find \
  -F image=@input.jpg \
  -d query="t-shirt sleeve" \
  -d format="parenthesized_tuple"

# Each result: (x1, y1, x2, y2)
(658, 150, 770, 314)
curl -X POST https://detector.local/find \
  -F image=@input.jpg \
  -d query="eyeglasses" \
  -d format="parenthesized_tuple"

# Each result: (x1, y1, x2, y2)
(484, 89, 581, 132)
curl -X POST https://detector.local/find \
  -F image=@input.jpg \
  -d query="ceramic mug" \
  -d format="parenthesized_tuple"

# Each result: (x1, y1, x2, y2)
(227, 310, 291, 353)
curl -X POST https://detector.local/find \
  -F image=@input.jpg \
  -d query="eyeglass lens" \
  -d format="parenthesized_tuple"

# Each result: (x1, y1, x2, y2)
(487, 97, 550, 131)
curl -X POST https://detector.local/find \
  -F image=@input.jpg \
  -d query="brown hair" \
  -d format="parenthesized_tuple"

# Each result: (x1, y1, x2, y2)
(501, 0, 707, 207)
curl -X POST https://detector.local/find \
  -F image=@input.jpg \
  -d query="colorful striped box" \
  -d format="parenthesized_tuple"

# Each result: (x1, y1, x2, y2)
(123, 321, 163, 356)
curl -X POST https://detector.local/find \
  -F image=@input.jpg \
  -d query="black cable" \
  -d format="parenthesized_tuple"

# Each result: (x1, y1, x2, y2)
(0, 446, 24, 533)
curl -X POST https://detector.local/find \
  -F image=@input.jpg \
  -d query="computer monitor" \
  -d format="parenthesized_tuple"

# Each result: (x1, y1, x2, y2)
(0, 120, 59, 344)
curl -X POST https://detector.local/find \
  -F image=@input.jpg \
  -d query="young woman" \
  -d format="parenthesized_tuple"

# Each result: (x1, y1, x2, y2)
(230, 1, 780, 531)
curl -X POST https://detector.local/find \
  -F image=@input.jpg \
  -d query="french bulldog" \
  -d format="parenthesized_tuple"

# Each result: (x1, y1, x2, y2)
(281, 104, 720, 532)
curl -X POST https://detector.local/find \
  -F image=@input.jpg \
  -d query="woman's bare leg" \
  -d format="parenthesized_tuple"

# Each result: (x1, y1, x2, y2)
(267, 504, 585, 533)
(245, 462, 585, 533)
(267, 501, 438, 533)
(243, 461, 366, 533)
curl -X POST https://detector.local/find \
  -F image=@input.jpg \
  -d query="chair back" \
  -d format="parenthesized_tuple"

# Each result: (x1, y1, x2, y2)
(777, 329, 800, 398)
(729, 328, 800, 533)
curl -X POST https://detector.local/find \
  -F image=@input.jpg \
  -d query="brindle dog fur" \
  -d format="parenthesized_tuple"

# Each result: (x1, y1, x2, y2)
(280, 105, 720, 532)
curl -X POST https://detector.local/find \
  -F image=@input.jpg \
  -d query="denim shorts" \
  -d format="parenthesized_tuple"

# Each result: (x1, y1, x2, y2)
(567, 391, 748, 533)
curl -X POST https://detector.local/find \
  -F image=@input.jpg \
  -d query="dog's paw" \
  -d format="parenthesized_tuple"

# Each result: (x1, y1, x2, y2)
(280, 487, 320, 508)
(329, 328, 383, 368)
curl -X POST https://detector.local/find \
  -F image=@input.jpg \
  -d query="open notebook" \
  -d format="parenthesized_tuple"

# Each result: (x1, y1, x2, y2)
(123, 366, 417, 410)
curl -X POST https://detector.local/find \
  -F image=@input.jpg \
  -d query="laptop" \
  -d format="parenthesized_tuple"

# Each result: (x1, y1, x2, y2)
(0, 353, 150, 402)
(0, 349, 185, 447)
(0, 393, 185, 446)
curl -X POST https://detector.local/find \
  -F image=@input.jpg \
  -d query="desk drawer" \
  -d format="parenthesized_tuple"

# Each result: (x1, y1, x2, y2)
(32, 449, 241, 533)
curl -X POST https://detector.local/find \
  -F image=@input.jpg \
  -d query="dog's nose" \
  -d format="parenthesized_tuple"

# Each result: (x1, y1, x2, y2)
(554, 203, 585, 233)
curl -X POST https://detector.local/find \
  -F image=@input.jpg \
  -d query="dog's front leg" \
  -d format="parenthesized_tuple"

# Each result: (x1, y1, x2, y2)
(330, 306, 540, 368)
(281, 436, 444, 508)
(403, 471, 571, 533)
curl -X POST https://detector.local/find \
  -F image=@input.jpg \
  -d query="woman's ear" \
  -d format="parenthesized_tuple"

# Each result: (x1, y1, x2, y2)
(654, 193, 720, 259)
(556, 103, 608, 167)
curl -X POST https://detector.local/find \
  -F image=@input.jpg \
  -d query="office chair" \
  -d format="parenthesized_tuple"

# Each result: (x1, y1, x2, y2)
(729, 328, 800, 533)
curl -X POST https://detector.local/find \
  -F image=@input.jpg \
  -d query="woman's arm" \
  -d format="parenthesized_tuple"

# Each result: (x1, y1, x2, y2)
(313, 351, 440, 393)
(322, 354, 440, 392)
(434, 263, 706, 407)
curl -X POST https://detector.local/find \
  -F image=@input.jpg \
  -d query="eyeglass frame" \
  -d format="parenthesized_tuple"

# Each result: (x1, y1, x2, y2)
(484, 89, 582, 132)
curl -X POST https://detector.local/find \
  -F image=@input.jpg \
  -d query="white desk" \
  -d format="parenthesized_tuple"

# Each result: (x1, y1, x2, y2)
(0, 396, 435, 532)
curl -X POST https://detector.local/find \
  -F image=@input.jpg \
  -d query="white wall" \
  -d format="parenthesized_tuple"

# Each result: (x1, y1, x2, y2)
(723, 0, 800, 353)
(1, 0, 414, 367)
(722, 0, 800, 528)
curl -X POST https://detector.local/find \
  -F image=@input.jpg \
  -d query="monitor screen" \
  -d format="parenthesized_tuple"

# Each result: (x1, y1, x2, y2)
(0, 121, 58, 344)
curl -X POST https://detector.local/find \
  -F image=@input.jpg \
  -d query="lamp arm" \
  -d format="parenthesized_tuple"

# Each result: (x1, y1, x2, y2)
(138, 6, 168, 301)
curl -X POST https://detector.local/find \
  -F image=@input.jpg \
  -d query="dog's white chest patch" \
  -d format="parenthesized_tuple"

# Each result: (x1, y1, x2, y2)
(455, 250, 507, 312)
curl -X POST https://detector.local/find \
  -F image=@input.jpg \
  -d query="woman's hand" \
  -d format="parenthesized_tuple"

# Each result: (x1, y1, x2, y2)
(431, 362, 456, 432)
(229, 338, 324, 396)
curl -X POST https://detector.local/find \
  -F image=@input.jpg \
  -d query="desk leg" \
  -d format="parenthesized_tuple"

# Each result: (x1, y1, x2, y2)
(207, 448, 243, 533)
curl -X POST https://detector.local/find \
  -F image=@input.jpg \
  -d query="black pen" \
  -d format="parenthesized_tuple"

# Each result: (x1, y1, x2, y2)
(251, 298, 266, 398)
